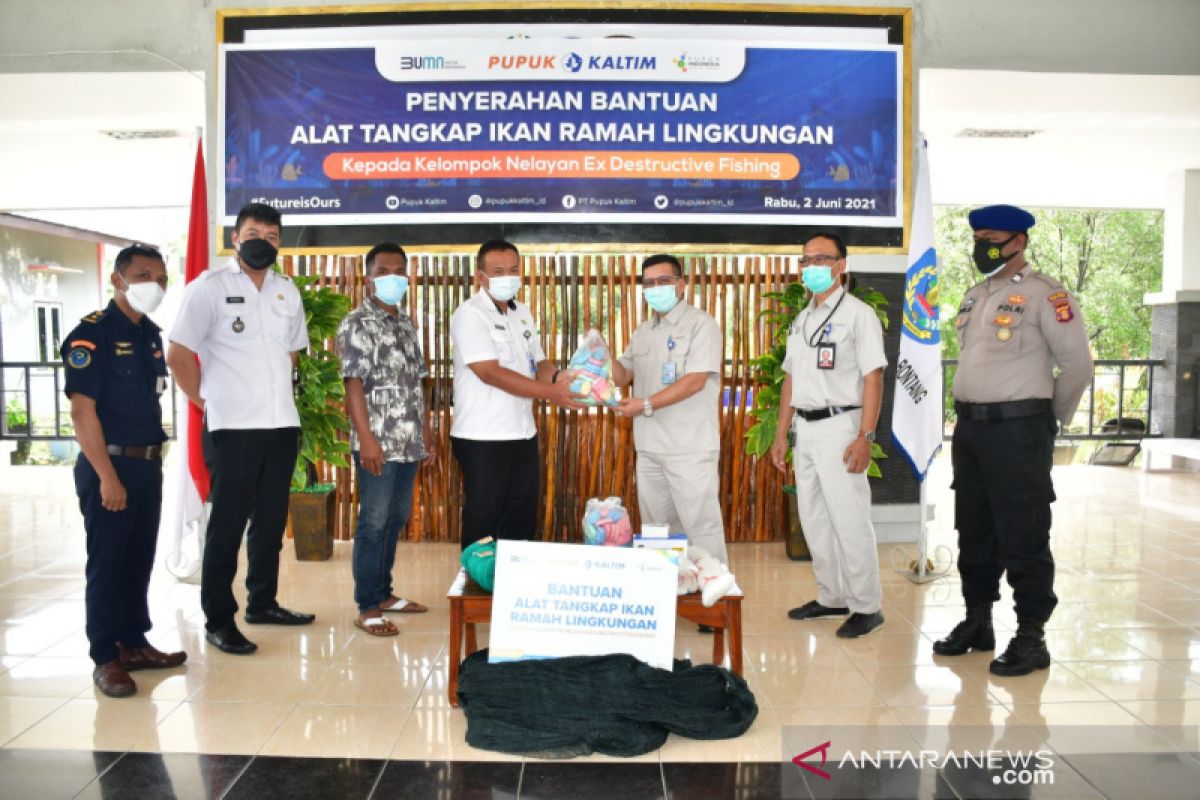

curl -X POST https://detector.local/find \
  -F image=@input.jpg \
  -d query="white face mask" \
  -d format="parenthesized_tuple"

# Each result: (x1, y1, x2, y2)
(486, 275, 522, 303)
(121, 276, 165, 315)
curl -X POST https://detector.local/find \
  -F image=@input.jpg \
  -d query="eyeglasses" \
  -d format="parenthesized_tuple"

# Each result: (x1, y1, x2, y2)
(799, 254, 841, 267)
(641, 276, 680, 288)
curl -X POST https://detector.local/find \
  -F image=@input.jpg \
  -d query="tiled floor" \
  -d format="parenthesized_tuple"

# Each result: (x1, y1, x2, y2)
(0, 455, 1197, 798)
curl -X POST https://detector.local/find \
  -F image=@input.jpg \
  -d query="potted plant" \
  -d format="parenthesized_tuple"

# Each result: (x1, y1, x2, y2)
(288, 274, 352, 561)
(745, 277, 889, 560)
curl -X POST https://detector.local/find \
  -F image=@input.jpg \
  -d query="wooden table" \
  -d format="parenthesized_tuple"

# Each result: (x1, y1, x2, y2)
(446, 569, 743, 707)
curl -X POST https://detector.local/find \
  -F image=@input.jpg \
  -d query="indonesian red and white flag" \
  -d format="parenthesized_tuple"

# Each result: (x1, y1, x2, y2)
(164, 138, 211, 577)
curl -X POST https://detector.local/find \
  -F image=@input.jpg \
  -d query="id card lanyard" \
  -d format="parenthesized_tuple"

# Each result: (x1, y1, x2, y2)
(662, 334, 678, 385)
(804, 290, 846, 371)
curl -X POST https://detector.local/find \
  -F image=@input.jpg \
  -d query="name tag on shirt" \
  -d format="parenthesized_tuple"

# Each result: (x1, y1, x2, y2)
(225, 296, 245, 304)
(661, 362, 677, 385)
(817, 343, 836, 370)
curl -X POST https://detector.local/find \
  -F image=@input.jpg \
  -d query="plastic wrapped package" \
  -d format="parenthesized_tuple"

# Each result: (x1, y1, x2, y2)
(582, 497, 633, 547)
(568, 329, 621, 407)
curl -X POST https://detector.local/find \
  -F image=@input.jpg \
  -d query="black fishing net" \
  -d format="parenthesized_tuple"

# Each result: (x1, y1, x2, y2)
(457, 650, 759, 758)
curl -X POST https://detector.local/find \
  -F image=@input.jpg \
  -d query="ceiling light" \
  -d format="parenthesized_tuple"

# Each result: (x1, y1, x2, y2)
(100, 129, 187, 141)
(956, 129, 1042, 139)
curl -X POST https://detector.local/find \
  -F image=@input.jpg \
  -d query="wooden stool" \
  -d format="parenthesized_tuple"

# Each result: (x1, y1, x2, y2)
(446, 569, 743, 707)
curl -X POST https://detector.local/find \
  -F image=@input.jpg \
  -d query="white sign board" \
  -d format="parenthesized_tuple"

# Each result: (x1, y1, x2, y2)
(489, 540, 678, 669)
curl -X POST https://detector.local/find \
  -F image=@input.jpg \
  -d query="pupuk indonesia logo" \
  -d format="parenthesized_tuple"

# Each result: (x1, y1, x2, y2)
(563, 52, 584, 73)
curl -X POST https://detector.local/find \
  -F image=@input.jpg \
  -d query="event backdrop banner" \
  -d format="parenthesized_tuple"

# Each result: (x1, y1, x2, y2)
(489, 540, 678, 669)
(220, 34, 901, 230)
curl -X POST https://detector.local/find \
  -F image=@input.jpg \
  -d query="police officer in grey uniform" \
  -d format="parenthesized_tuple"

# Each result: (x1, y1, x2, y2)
(771, 233, 888, 639)
(612, 254, 728, 565)
(934, 205, 1093, 676)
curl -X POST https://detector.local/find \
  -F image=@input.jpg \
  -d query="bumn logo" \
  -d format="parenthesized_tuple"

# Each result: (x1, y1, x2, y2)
(563, 53, 584, 73)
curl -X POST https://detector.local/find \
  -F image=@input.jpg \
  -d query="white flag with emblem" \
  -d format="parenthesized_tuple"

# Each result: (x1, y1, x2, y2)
(891, 140, 942, 480)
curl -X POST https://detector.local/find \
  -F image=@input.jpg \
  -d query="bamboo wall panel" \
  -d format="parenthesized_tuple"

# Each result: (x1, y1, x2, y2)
(283, 251, 801, 544)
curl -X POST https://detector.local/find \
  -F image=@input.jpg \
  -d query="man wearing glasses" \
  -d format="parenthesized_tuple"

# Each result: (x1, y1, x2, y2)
(168, 202, 315, 656)
(612, 254, 728, 567)
(935, 205, 1092, 676)
(771, 232, 887, 639)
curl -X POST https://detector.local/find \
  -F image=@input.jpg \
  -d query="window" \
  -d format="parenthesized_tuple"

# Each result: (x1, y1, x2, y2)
(35, 303, 62, 364)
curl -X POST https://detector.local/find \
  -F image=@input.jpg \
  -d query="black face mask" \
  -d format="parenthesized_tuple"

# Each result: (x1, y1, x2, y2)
(238, 238, 278, 270)
(972, 234, 1019, 274)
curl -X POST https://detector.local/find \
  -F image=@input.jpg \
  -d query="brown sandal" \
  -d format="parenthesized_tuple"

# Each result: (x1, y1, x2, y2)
(380, 596, 428, 614)
(354, 616, 399, 636)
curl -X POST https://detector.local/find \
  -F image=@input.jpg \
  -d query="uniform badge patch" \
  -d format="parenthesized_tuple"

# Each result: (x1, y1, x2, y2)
(1047, 291, 1073, 323)
(996, 327, 1012, 342)
(232, 317, 245, 333)
(69, 339, 96, 350)
(1007, 294, 1026, 305)
(993, 313, 1013, 327)
(68, 348, 91, 368)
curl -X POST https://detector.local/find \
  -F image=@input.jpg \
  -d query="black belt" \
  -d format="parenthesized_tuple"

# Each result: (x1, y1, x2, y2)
(106, 444, 165, 460)
(796, 405, 861, 422)
(954, 399, 1052, 422)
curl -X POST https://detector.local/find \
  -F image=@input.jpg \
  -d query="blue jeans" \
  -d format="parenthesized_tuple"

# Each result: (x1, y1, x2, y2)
(352, 454, 419, 613)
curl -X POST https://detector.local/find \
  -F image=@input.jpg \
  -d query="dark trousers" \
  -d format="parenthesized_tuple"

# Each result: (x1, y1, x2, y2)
(201, 427, 299, 631)
(75, 453, 162, 665)
(951, 411, 1058, 622)
(451, 435, 540, 549)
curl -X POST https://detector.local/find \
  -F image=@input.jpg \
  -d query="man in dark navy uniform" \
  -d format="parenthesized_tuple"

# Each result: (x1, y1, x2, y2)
(63, 245, 187, 698)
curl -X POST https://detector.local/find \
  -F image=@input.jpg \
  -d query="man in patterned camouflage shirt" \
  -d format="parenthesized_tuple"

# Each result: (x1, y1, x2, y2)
(337, 242, 435, 637)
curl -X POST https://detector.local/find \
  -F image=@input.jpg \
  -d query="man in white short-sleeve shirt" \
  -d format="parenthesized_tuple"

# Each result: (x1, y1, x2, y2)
(771, 232, 888, 639)
(449, 239, 584, 549)
(167, 202, 315, 657)
(611, 254, 728, 566)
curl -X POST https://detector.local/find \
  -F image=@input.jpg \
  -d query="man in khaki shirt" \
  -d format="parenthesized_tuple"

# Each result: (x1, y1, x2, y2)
(770, 233, 888, 639)
(612, 254, 727, 566)
(935, 204, 1093, 677)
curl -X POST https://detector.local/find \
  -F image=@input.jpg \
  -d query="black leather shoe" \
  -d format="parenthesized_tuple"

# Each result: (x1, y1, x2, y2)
(933, 605, 995, 656)
(244, 606, 316, 626)
(836, 611, 885, 639)
(205, 625, 258, 655)
(990, 619, 1051, 676)
(788, 600, 850, 620)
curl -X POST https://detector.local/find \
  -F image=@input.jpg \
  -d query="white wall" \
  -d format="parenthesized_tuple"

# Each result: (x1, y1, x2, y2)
(0, 226, 103, 362)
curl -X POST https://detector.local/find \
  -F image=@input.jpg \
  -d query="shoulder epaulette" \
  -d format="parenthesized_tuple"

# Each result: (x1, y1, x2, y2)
(79, 309, 106, 324)
(1026, 271, 1066, 291)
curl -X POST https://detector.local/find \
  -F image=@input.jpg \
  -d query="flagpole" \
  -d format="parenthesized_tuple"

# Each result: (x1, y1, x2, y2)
(917, 479, 927, 579)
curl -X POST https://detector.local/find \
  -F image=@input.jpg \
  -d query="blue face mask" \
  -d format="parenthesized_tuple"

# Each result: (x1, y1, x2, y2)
(801, 266, 835, 294)
(644, 285, 680, 314)
(373, 274, 409, 305)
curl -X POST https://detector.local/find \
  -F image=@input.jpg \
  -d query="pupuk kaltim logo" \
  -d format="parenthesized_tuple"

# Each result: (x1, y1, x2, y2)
(792, 740, 833, 780)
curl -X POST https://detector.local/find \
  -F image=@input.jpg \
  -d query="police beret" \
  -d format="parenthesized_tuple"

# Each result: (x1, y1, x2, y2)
(968, 204, 1036, 232)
